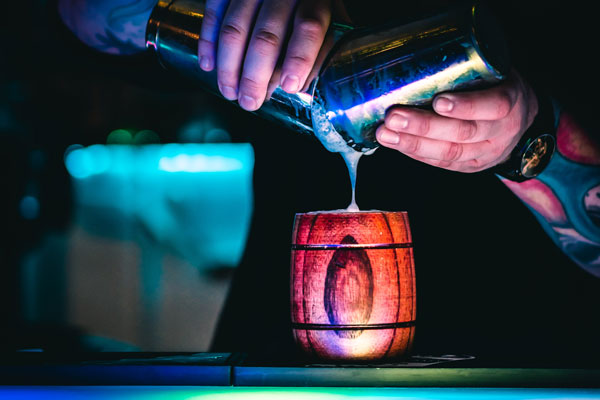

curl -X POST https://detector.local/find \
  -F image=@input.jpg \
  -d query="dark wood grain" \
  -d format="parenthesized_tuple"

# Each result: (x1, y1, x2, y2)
(324, 235, 374, 339)
(291, 211, 416, 361)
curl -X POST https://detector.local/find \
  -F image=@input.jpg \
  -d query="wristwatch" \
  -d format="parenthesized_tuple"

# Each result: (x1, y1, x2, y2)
(493, 93, 557, 182)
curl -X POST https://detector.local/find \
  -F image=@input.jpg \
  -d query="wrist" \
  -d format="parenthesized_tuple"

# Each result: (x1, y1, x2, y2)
(493, 92, 558, 182)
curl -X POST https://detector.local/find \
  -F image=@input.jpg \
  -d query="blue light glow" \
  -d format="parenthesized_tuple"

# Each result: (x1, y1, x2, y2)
(64, 146, 94, 179)
(63, 143, 255, 269)
(65, 144, 252, 177)
(158, 154, 243, 173)
(19, 196, 40, 220)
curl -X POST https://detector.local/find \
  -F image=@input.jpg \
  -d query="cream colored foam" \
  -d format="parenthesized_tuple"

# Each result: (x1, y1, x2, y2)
(311, 102, 376, 212)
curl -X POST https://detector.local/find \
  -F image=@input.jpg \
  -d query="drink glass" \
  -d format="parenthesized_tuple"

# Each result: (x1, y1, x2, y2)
(290, 211, 416, 362)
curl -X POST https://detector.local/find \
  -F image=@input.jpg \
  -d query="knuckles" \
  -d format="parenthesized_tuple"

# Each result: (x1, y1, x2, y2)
(239, 75, 264, 93)
(220, 20, 247, 44)
(436, 160, 453, 168)
(203, 8, 221, 30)
(286, 54, 311, 69)
(252, 28, 282, 51)
(466, 158, 483, 171)
(415, 115, 432, 137)
(211, 1, 334, 110)
(216, 67, 237, 87)
(444, 142, 463, 162)
(402, 135, 421, 155)
(295, 18, 327, 42)
(457, 120, 477, 142)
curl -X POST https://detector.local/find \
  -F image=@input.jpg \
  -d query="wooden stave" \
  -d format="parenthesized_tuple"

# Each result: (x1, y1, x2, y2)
(291, 247, 416, 325)
(291, 211, 412, 247)
(292, 325, 415, 361)
(290, 211, 416, 361)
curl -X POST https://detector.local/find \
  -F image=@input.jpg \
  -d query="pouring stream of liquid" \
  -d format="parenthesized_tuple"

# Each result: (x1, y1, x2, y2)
(342, 150, 362, 212)
(311, 102, 373, 212)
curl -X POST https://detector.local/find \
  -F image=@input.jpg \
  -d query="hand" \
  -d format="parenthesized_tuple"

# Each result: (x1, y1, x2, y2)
(375, 71, 539, 173)
(197, 0, 335, 111)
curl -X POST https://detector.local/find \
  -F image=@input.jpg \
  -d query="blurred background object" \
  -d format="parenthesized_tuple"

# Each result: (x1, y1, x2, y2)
(0, 0, 256, 352)
(22, 143, 253, 351)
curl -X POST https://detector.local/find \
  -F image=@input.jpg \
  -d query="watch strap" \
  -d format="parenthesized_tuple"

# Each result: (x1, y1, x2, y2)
(494, 92, 557, 182)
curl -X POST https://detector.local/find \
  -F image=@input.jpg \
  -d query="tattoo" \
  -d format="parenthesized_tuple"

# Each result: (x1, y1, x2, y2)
(58, 0, 157, 55)
(107, 0, 156, 27)
(93, 27, 145, 55)
(585, 185, 600, 227)
(500, 111, 600, 277)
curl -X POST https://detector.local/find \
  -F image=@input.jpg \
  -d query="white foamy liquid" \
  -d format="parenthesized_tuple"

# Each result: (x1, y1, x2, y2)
(311, 102, 374, 212)
(343, 150, 361, 212)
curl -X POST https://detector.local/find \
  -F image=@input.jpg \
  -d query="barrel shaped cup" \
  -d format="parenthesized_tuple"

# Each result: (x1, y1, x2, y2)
(291, 211, 416, 362)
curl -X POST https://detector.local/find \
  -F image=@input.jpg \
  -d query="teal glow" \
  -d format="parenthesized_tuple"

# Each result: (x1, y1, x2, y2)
(158, 153, 243, 172)
(64, 144, 111, 179)
(64, 146, 94, 179)
(65, 144, 252, 177)
(64, 143, 254, 269)
(19, 195, 40, 220)
(2, 387, 600, 400)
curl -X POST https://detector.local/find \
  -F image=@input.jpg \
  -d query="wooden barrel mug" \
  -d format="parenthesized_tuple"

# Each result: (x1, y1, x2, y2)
(291, 211, 416, 362)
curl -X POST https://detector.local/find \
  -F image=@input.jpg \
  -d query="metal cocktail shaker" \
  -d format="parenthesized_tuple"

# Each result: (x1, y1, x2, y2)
(146, 0, 509, 152)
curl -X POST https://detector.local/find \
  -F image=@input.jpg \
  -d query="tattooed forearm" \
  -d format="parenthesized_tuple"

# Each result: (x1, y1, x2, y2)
(500, 111, 600, 277)
(58, 0, 157, 55)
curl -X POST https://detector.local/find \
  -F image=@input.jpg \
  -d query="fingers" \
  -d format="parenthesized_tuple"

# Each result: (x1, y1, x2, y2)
(215, 0, 261, 101)
(238, 0, 296, 111)
(384, 107, 485, 143)
(376, 107, 504, 171)
(266, 67, 282, 101)
(280, 0, 331, 93)
(301, 28, 335, 92)
(432, 79, 517, 121)
(377, 72, 534, 173)
(376, 125, 494, 167)
(202, 0, 331, 110)
(198, 0, 229, 71)
(400, 153, 485, 174)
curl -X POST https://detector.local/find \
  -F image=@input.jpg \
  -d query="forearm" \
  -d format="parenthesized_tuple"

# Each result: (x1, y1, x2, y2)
(500, 109, 600, 277)
(57, 0, 157, 55)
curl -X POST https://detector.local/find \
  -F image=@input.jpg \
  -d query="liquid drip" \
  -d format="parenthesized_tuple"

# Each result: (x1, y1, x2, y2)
(311, 101, 374, 212)
(343, 150, 361, 212)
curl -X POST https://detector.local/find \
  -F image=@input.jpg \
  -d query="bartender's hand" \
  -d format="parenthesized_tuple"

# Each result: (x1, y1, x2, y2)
(198, 0, 342, 111)
(376, 71, 539, 173)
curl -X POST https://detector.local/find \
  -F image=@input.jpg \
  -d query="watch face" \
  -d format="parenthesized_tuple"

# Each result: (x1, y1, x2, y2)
(520, 134, 556, 178)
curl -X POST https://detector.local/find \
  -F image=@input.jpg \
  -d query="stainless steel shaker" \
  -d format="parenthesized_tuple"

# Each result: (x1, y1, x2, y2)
(146, 0, 509, 152)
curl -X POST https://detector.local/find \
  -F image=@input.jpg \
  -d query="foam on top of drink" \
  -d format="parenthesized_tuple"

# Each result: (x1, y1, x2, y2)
(301, 209, 385, 215)
(311, 101, 375, 212)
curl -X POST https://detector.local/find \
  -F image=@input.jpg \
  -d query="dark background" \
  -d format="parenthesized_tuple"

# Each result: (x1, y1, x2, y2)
(1, 0, 599, 364)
